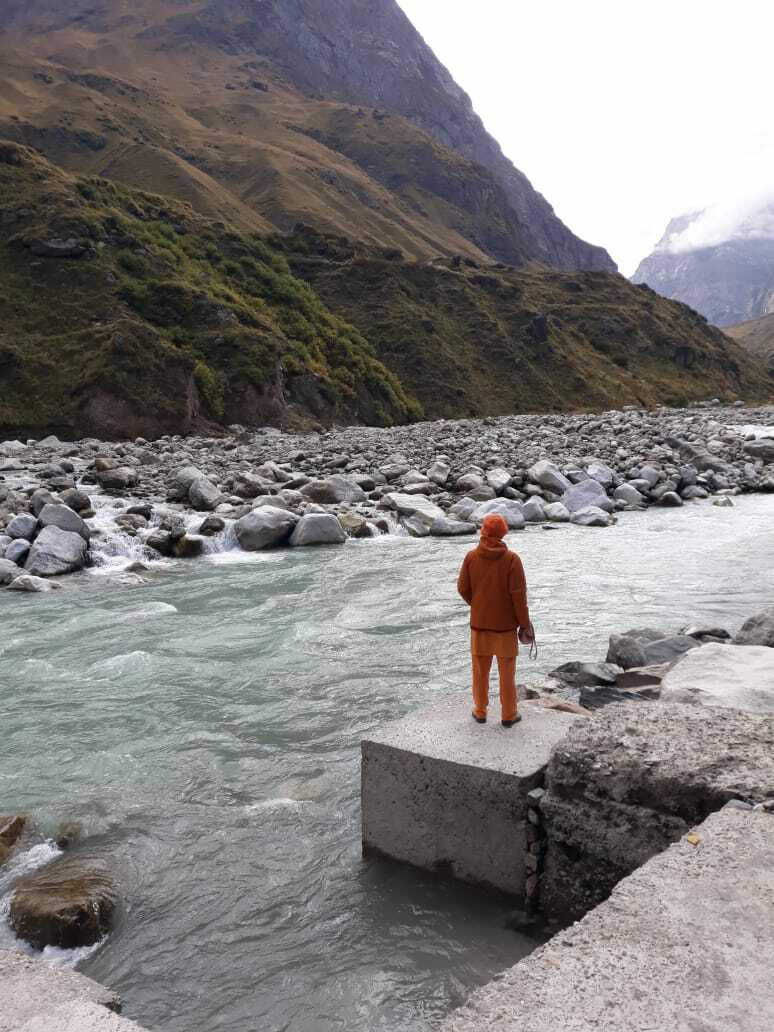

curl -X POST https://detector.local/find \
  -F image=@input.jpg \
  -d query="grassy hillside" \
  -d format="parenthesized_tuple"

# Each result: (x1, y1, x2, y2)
(726, 313, 774, 375)
(275, 229, 774, 418)
(0, 142, 419, 437)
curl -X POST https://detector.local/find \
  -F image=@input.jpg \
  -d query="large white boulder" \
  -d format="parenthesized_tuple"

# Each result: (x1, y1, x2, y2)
(527, 459, 571, 495)
(469, 499, 525, 529)
(24, 526, 88, 577)
(381, 493, 445, 527)
(661, 643, 774, 713)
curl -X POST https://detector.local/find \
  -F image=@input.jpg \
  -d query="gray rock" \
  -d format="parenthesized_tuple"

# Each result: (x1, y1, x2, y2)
(606, 634, 647, 670)
(0, 557, 22, 585)
(7, 574, 63, 592)
(188, 477, 222, 511)
(569, 505, 612, 527)
(680, 485, 709, 500)
(521, 497, 545, 522)
(289, 513, 346, 546)
(543, 502, 570, 522)
(29, 489, 56, 517)
(197, 516, 226, 536)
(548, 661, 621, 687)
(234, 507, 298, 550)
(527, 460, 571, 494)
(656, 491, 683, 507)
(743, 439, 774, 463)
(429, 516, 477, 536)
(7, 513, 37, 541)
(5, 539, 30, 566)
(661, 643, 774, 713)
(382, 493, 445, 526)
(470, 499, 525, 529)
(586, 461, 615, 487)
(25, 525, 88, 577)
(454, 473, 484, 493)
(38, 503, 90, 542)
(562, 478, 609, 514)
(734, 609, 774, 647)
(613, 483, 646, 506)
(300, 475, 367, 504)
(59, 489, 91, 513)
(401, 515, 431, 537)
(641, 635, 700, 666)
(97, 467, 137, 491)
(173, 465, 205, 493)
(638, 465, 661, 487)
(615, 663, 669, 691)
(427, 459, 450, 486)
(0, 534, 11, 556)
(448, 497, 477, 522)
(485, 467, 512, 494)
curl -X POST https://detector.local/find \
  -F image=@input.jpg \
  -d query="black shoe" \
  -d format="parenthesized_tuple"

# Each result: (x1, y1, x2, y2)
(472, 713, 487, 724)
(501, 715, 522, 728)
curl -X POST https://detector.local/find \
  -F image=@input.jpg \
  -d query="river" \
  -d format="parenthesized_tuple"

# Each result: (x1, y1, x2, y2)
(1, 494, 773, 1031)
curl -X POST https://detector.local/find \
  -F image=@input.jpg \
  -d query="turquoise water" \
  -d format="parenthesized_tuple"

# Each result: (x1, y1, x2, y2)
(1, 495, 773, 1031)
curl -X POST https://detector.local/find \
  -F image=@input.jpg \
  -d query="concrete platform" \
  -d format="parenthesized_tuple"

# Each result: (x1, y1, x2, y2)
(441, 807, 774, 1032)
(361, 694, 577, 895)
(0, 950, 149, 1032)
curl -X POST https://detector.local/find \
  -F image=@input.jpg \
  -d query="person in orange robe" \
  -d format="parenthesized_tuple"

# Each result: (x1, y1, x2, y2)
(456, 513, 533, 727)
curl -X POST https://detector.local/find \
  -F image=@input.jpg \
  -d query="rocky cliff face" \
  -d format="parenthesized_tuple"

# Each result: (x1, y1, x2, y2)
(0, 0, 615, 273)
(633, 213, 774, 327)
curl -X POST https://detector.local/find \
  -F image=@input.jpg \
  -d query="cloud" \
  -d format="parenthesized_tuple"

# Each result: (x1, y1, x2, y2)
(665, 183, 774, 254)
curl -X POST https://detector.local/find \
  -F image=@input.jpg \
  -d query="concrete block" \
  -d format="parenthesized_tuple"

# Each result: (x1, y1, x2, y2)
(0, 950, 150, 1032)
(361, 694, 577, 895)
(441, 808, 774, 1032)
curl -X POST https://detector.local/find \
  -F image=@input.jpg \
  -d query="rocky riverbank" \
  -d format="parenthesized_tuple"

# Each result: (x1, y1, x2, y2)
(0, 400, 773, 593)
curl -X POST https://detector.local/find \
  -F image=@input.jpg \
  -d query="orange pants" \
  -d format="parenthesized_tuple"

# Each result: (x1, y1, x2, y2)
(471, 654, 517, 722)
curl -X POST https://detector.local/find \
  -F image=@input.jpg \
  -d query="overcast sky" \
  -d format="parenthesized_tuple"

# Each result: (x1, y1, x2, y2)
(397, 0, 774, 275)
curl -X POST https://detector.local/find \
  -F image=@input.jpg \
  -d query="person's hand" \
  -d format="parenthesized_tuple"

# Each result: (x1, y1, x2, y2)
(518, 626, 534, 645)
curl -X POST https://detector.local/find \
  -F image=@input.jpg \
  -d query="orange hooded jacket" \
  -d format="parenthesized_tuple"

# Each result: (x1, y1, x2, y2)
(457, 519, 530, 633)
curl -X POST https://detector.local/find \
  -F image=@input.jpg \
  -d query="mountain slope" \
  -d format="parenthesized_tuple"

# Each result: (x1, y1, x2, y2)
(726, 313, 774, 375)
(633, 212, 774, 327)
(274, 229, 771, 418)
(0, 141, 419, 438)
(0, 0, 614, 272)
(2, 139, 765, 441)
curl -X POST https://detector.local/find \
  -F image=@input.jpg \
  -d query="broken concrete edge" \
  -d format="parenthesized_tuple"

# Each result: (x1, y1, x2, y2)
(0, 950, 151, 1032)
(439, 807, 774, 1032)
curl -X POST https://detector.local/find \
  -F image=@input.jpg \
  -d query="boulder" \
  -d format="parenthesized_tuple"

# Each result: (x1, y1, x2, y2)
(641, 634, 700, 666)
(146, 531, 175, 558)
(38, 503, 90, 541)
(613, 483, 646, 506)
(59, 488, 91, 513)
(235, 507, 298, 550)
(606, 633, 647, 670)
(734, 609, 774, 648)
(485, 467, 512, 494)
(0, 814, 26, 862)
(681, 485, 709, 500)
(448, 497, 477, 522)
(300, 475, 366, 504)
(548, 661, 621, 687)
(521, 497, 545, 522)
(427, 459, 450, 486)
(743, 439, 774, 463)
(401, 515, 431, 537)
(10, 856, 117, 949)
(429, 516, 477, 536)
(29, 488, 56, 516)
(615, 663, 669, 692)
(543, 502, 570, 522)
(97, 467, 137, 490)
(586, 461, 615, 487)
(657, 491, 684, 507)
(527, 460, 571, 494)
(189, 477, 222, 511)
(339, 513, 371, 538)
(0, 557, 22, 585)
(289, 513, 346, 546)
(25, 525, 88, 577)
(7, 574, 63, 592)
(562, 478, 609, 514)
(5, 539, 30, 565)
(232, 472, 272, 499)
(7, 513, 37, 541)
(570, 505, 612, 527)
(661, 643, 774, 713)
(469, 499, 525, 529)
(172, 465, 205, 494)
(382, 493, 445, 526)
(173, 534, 206, 558)
(197, 515, 226, 536)
(454, 473, 484, 493)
